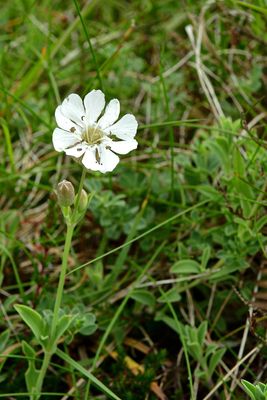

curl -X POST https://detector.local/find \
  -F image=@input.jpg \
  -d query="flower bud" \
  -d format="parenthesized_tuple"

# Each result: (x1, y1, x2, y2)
(57, 180, 75, 207)
(77, 189, 88, 213)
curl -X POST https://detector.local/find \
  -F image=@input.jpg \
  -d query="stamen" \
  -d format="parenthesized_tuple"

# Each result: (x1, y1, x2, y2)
(82, 125, 104, 145)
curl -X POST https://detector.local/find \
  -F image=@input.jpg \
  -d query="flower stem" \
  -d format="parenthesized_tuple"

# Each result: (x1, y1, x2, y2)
(72, 168, 87, 223)
(34, 169, 87, 399)
(33, 222, 75, 399)
(50, 168, 87, 344)
(50, 222, 75, 345)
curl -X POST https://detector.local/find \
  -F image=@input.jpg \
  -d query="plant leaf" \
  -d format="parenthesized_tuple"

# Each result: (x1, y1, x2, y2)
(54, 314, 73, 343)
(208, 348, 225, 376)
(14, 304, 43, 342)
(22, 341, 39, 395)
(130, 289, 156, 307)
(0, 330, 10, 353)
(241, 379, 265, 400)
(57, 349, 122, 400)
(171, 260, 200, 274)
(197, 321, 207, 346)
(158, 287, 182, 303)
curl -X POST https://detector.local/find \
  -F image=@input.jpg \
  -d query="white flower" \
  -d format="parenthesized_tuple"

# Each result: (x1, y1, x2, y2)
(52, 90, 138, 173)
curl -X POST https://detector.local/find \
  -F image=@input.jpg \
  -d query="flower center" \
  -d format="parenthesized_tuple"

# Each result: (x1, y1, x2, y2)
(82, 126, 104, 145)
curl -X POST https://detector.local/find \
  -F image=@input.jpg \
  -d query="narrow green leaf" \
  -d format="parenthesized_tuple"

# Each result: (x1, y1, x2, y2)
(208, 348, 225, 376)
(235, 1, 267, 15)
(233, 147, 245, 176)
(0, 330, 10, 353)
(1, 119, 15, 174)
(233, 177, 254, 218)
(255, 215, 267, 233)
(197, 321, 207, 346)
(56, 349, 122, 400)
(206, 138, 230, 172)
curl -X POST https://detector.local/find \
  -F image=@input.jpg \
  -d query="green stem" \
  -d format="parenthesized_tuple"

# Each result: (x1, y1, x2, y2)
(33, 351, 51, 400)
(50, 222, 75, 344)
(34, 169, 87, 399)
(33, 222, 75, 399)
(73, 0, 103, 91)
(50, 168, 87, 345)
(72, 168, 87, 223)
(159, 61, 174, 201)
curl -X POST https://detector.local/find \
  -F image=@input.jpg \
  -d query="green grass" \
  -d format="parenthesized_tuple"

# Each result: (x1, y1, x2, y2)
(1, 0, 267, 399)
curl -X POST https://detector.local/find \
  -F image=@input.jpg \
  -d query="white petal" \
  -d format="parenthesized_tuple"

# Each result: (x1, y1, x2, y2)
(98, 99, 120, 129)
(55, 106, 81, 133)
(82, 147, 101, 171)
(107, 139, 138, 154)
(82, 146, 120, 173)
(52, 128, 81, 152)
(65, 143, 87, 158)
(84, 89, 105, 124)
(105, 114, 138, 140)
(60, 93, 86, 127)
(98, 146, 120, 172)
